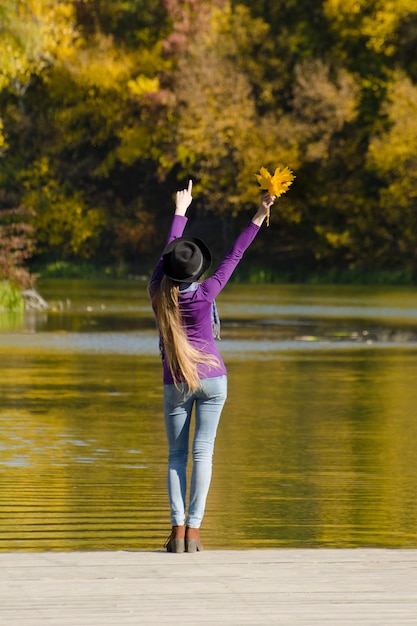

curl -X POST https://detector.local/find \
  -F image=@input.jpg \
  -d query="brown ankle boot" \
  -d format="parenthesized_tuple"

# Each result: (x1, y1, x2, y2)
(185, 526, 204, 552)
(164, 525, 185, 553)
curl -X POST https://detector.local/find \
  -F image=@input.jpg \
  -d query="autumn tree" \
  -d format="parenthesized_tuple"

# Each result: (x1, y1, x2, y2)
(13, 1, 171, 265)
(0, 0, 79, 277)
(1, 0, 417, 278)
(366, 71, 417, 271)
(163, 4, 299, 225)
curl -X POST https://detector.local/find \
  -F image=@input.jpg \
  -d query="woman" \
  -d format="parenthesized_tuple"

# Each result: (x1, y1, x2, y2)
(148, 180, 275, 552)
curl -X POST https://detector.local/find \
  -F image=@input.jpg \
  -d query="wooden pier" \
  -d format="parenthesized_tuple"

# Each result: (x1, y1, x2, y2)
(1, 549, 417, 625)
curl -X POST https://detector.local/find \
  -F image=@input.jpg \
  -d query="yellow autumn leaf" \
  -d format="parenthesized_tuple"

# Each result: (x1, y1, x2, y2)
(255, 166, 295, 226)
(255, 166, 295, 197)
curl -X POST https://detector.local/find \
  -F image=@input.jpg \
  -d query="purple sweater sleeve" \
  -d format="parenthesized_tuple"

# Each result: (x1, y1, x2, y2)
(148, 215, 188, 297)
(200, 221, 260, 299)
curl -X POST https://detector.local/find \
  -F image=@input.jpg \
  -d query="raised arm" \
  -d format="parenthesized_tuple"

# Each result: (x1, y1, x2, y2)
(201, 193, 277, 300)
(148, 181, 193, 293)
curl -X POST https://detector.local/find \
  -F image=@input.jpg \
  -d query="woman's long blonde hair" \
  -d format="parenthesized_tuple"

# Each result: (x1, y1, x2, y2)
(153, 276, 220, 392)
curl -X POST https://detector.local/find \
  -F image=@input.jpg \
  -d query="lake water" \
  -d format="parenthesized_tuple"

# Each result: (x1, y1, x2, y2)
(1, 279, 417, 551)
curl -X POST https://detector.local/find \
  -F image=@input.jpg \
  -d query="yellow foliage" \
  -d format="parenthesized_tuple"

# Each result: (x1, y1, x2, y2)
(62, 34, 132, 92)
(368, 71, 417, 173)
(362, 0, 417, 54)
(0, 34, 31, 90)
(255, 166, 295, 198)
(291, 60, 360, 162)
(255, 166, 295, 226)
(323, 0, 367, 37)
(323, 0, 416, 54)
(368, 71, 417, 221)
(115, 126, 153, 166)
(22, 157, 105, 258)
(316, 226, 352, 249)
(323, 0, 367, 21)
(0, 118, 8, 154)
(0, 0, 77, 91)
(128, 75, 160, 98)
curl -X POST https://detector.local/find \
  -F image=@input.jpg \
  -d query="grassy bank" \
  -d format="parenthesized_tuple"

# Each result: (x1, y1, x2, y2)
(30, 260, 149, 280)
(0, 281, 24, 312)
(31, 260, 417, 287)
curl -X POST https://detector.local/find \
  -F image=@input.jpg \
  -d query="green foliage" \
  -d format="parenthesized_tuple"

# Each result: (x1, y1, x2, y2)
(0, 281, 24, 311)
(22, 156, 105, 259)
(37, 261, 103, 279)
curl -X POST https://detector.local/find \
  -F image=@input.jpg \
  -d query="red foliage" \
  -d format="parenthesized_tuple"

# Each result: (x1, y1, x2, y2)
(162, 0, 226, 55)
(0, 207, 36, 288)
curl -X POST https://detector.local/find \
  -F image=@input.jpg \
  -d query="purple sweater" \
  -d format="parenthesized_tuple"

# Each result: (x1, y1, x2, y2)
(149, 214, 260, 384)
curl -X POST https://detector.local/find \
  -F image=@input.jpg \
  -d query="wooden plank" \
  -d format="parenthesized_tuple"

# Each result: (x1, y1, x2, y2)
(0, 550, 416, 625)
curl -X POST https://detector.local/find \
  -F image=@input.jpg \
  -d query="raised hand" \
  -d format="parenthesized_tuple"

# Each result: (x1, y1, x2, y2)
(252, 192, 276, 227)
(175, 179, 193, 216)
(260, 192, 276, 214)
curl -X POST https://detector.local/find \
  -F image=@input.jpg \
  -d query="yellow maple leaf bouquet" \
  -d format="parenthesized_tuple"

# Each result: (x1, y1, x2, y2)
(255, 166, 295, 225)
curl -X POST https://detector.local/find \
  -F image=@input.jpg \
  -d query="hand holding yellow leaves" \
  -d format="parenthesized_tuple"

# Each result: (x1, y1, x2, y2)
(255, 166, 295, 225)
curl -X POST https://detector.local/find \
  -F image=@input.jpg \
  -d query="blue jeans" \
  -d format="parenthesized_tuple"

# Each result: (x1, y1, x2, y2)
(163, 375, 228, 528)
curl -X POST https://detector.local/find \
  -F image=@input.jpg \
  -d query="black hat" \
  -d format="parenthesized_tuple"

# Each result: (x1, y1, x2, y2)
(162, 236, 211, 282)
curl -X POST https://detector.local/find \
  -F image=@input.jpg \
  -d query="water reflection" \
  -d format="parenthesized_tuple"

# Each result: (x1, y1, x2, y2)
(3, 280, 417, 345)
(0, 350, 167, 551)
(1, 280, 417, 550)
(218, 350, 417, 548)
